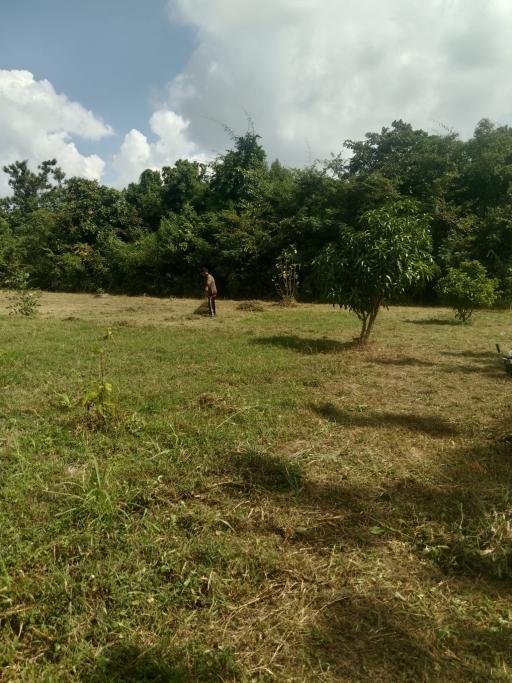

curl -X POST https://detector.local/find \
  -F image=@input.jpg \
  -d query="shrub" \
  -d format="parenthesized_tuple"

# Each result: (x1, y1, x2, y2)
(436, 260, 498, 322)
(5, 269, 41, 317)
(273, 246, 300, 306)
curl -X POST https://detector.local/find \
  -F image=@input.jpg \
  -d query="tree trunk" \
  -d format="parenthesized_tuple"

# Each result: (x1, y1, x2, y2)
(360, 299, 382, 344)
(358, 315, 368, 344)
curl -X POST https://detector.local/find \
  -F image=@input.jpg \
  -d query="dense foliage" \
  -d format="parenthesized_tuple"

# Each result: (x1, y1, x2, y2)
(436, 260, 499, 322)
(2, 119, 512, 303)
(317, 201, 433, 342)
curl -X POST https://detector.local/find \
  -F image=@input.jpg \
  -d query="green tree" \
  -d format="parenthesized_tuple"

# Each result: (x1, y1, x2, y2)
(343, 120, 464, 262)
(435, 260, 498, 322)
(317, 201, 433, 344)
(0, 216, 19, 280)
(155, 208, 210, 294)
(4, 268, 41, 317)
(13, 209, 63, 289)
(456, 119, 512, 212)
(125, 169, 163, 230)
(198, 209, 274, 298)
(209, 130, 268, 210)
(472, 206, 512, 297)
(343, 172, 400, 223)
(344, 120, 463, 201)
(162, 159, 207, 213)
(61, 177, 141, 243)
(2, 159, 65, 220)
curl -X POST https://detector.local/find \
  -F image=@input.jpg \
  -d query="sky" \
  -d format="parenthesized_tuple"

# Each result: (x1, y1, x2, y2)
(1, 0, 512, 192)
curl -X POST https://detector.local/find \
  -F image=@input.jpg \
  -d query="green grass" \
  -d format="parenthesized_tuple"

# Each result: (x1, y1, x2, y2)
(1, 294, 511, 681)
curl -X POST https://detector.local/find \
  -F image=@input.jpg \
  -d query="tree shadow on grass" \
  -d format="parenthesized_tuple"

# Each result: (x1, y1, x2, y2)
(306, 569, 512, 682)
(227, 443, 512, 676)
(81, 642, 239, 683)
(81, 645, 177, 683)
(308, 594, 439, 683)
(405, 318, 460, 326)
(445, 366, 504, 378)
(385, 439, 512, 580)
(222, 440, 512, 579)
(369, 348, 506, 378)
(311, 401, 459, 437)
(217, 435, 512, 677)
(219, 449, 387, 548)
(442, 350, 498, 359)
(370, 356, 435, 367)
(440, 350, 506, 378)
(251, 335, 356, 354)
(227, 449, 304, 493)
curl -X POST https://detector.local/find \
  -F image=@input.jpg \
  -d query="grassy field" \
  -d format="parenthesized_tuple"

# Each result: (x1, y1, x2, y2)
(0, 292, 511, 682)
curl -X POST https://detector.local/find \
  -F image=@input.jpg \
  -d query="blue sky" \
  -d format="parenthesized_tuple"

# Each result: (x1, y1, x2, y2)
(2, 0, 512, 191)
(0, 0, 194, 170)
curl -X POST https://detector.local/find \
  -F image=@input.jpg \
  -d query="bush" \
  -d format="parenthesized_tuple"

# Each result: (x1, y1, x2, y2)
(4, 269, 41, 317)
(273, 246, 300, 305)
(436, 260, 498, 322)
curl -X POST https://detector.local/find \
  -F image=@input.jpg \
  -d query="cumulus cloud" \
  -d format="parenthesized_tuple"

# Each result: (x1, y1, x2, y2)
(165, 0, 512, 166)
(0, 70, 113, 193)
(7, 3, 512, 189)
(112, 109, 207, 187)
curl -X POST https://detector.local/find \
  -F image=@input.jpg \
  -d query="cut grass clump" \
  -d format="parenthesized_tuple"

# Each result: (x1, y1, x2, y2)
(193, 301, 211, 316)
(419, 504, 512, 580)
(236, 300, 265, 312)
(197, 392, 228, 410)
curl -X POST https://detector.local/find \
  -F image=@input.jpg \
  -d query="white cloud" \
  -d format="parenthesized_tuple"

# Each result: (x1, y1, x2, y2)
(164, 0, 512, 166)
(0, 69, 112, 193)
(7, 3, 512, 190)
(112, 109, 207, 187)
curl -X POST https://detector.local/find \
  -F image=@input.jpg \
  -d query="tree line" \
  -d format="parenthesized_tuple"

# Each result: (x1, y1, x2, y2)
(1, 118, 512, 306)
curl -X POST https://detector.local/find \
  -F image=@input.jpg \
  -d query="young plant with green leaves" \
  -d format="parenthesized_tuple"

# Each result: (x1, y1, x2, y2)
(436, 260, 499, 322)
(4, 268, 41, 317)
(81, 327, 117, 424)
(317, 201, 433, 344)
(273, 246, 300, 305)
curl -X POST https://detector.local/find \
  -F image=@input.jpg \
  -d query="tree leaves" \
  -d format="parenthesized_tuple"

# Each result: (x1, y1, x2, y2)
(316, 201, 433, 342)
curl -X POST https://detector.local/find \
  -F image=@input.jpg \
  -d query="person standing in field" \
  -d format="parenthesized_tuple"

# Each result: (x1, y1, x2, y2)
(201, 267, 217, 317)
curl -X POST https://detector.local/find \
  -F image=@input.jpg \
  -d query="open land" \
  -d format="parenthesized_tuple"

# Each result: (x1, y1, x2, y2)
(0, 293, 511, 682)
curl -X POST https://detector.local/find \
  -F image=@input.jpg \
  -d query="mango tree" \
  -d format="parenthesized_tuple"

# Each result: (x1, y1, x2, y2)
(318, 201, 433, 344)
(435, 260, 498, 322)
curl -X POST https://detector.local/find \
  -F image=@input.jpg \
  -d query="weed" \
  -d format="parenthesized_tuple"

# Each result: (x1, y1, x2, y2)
(80, 327, 118, 426)
(5, 269, 41, 317)
(53, 455, 115, 524)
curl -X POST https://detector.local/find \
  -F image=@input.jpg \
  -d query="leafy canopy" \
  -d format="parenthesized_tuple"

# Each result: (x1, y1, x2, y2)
(435, 260, 499, 322)
(318, 200, 433, 342)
